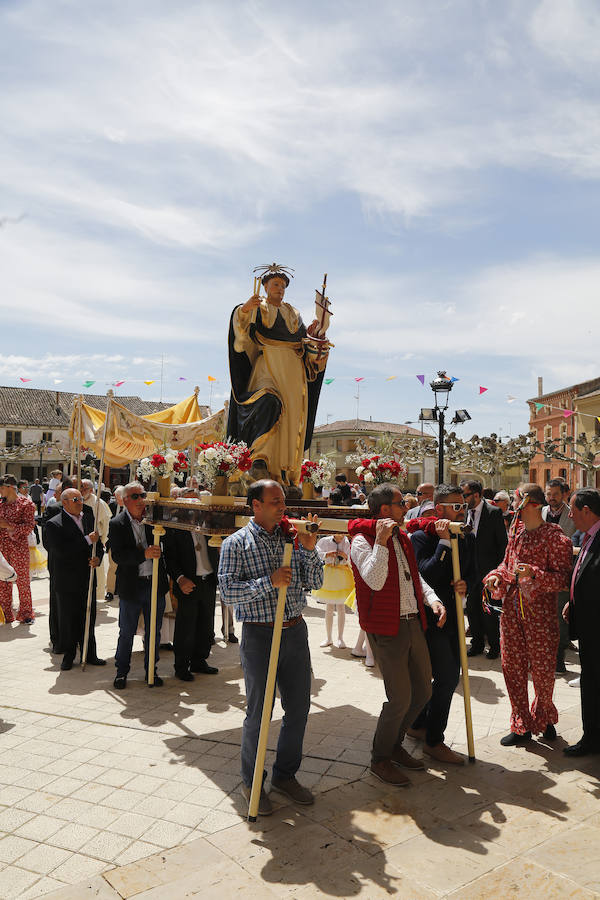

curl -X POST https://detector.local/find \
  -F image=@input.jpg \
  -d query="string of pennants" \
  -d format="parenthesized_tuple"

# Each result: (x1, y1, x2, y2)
(16, 375, 219, 389)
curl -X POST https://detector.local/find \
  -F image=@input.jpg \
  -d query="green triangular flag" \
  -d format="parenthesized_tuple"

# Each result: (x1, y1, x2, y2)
(83, 380, 95, 388)
(325, 378, 335, 384)
(534, 402, 543, 410)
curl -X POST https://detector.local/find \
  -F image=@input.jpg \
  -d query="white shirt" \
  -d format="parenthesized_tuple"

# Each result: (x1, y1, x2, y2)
(469, 500, 484, 535)
(193, 533, 213, 577)
(65, 510, 92, 545)
(350, 534, 441, 615)
(125, 509, 153, 577)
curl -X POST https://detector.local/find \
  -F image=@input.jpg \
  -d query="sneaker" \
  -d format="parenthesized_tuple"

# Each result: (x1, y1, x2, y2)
(500, 731, 531, 746)
(424, 742, 465, 765)
(240, 783, 273, 817)
(270, 775, 315, 805)
(391, 747, 425, 770)
(369, 759, 411, 787)
(568, 677, 580, 687)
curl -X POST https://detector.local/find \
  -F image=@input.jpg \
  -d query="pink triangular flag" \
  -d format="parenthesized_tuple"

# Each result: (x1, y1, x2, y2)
(19, 377, 32, 383)
(479, 386, 488, 394)
(563, 409, 574, 418)
(114, 381, 125, 387)
(416, 375, 425, 385)
(355, 377, 364, 382)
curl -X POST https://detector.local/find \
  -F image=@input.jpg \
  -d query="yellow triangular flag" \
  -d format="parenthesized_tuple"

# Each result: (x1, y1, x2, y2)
(207, 375, 217, 382)
(144, 380, 155, 385)
(386, 375, 397, 381)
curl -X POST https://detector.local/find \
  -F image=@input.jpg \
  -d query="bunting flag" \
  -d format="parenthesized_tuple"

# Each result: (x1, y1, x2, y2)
(19, 377, 31, 383)
(325, 378, 335, 384)
(416, 375, 425, 385)
(144, 380, 155, 386)
(479, 386, 488, 394)
(207, 375, 217, 382)
(507, 395, 517, 403)
(450, 377, 459, 383)
(535, 402, 544, 410)
(563, 410, 575, 418)
(83, 380, 95, 388)
(53, 379, 63, 385)
(355, 377, 364, 382)
(114, 381, 125, 387)
(178, 377, 187, 381)
(386, 376, 397, 381)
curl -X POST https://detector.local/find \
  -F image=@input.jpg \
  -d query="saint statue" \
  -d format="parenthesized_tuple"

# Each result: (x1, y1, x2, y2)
(227, 263, 332, 485)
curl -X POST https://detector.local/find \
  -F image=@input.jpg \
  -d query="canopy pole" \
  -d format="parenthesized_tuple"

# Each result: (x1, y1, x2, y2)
(450, 530, 476, 762)
(68, 400, 77, 477)
(75, 397, 83, 489)
(147, 525, 166, 686)
(81, 392, 113, 671)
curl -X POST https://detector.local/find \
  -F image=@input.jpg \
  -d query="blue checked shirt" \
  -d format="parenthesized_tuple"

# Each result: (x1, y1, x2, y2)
(218, 519, 324, 622)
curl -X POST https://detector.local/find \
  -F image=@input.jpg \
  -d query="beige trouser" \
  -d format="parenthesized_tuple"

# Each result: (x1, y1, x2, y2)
(368, 617, 432, 763)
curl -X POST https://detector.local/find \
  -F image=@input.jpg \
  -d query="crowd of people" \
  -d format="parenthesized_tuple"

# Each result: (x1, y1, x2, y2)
(1, 468, 597, 818)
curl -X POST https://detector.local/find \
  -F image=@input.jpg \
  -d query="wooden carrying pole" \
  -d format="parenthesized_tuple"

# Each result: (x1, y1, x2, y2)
(449, 528, 476, 762)
(147, 525, 166, 686)
(75, 397, 83, 488)
(248, 539, 293, 822)
(81, 393, 112, 670)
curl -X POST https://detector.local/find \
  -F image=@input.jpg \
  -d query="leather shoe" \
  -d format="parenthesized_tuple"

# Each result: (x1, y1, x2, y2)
(240, 783, 273, 816)
(485, 648, 500, 660)
(467, 645, 484, 658)
(370, 759, 411, 786)
(391, 747, 425, 770)
(145, 673, 164, 687)
(104, 592, 114, 602)
(60, 656, 74, 671)
(424, 742, 464, 765)
(176, 671, 194, 682)
(191, 660, 218, 675)
(228, 633, 239, 644)
(500, 730, 531, 746)
(564, 740, 600, 757)
(86, 657, 106, 666)
(543, 724, 557, 741)
(270, 775, 314, 805)
(113, 675, 127, 689)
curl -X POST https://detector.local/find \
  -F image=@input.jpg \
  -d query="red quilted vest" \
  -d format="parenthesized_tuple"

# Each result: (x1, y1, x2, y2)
(348, 518, 428, 636)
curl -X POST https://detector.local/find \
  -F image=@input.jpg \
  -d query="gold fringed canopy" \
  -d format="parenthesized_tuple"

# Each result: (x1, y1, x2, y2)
(69, 394, 227, 467)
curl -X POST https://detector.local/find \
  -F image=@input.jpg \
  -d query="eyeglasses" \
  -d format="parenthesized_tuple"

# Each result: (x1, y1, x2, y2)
(416, 491, 427, 497)
(69, 497, 83, 503)
(128, 492, 147, 500)
(438, 502, 468, 511)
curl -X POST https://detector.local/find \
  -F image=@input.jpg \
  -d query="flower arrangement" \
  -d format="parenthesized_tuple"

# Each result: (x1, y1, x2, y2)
(354, 455, 408, 485)
(137, 449, 189, 482)
(300, 457, 335, 489)
(195, 440, 253, 488)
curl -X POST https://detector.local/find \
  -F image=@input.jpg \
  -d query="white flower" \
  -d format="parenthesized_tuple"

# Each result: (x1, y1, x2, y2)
(364, 471, 375, 483)
(356, 466, 364, 476)
(204, 447, 218, 460)
(224, 454, 234, 464)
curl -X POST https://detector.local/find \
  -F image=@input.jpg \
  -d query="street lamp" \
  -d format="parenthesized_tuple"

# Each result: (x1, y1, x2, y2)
(430, 370, 454, 482)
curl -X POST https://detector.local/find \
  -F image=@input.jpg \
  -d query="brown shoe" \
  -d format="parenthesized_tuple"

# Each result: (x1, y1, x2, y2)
(391, 747, 425, 770)
(406, 727, 427, 741)
(424, 742, 465, 765)
(369, 759, 411, 786)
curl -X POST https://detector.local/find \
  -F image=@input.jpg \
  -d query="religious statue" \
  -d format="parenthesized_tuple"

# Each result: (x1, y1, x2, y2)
(227, 263, 332, 486)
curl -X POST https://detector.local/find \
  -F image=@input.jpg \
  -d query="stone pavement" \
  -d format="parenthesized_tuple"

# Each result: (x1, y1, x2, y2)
(0, 569, 598, 898)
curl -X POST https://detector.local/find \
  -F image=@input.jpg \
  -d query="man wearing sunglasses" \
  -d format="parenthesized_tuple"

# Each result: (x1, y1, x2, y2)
(408, 484, 477, 765)
(109, 482, 169, 688)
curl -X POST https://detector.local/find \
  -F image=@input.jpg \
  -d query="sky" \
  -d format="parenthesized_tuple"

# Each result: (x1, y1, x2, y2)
(2, 0, 599, 441)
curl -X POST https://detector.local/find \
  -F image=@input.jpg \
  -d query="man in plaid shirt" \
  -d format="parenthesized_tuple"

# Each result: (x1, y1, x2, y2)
(218, 479, 323, 816)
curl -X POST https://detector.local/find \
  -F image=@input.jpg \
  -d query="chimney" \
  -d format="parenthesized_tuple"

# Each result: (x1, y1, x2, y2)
(537, 377, 543, 398)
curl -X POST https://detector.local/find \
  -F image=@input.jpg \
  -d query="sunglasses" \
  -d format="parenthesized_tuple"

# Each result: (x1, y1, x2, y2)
(391, 500, 407, 507)
(438, 502, 468, 511)
(128, 492, 147, 500)
(462, 492, 474, 498)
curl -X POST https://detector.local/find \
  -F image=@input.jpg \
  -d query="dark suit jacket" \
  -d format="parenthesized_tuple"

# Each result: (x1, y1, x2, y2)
(43, 507, 103, 595)
(164, 529, 219, 583)
(108, 509, 169, 601)
(569, 530, 600, 641)
(473, 501, 508, 580)
(410, 529, 478, 631)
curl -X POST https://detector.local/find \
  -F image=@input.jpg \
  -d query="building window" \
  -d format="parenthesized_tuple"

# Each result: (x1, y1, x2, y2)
(559, 468, 567, 480)
(544, 425, 552, 442)
(6, 430, 22, 448)
(559, 423, 567, 453)
(42, 431, 52, 443)
(530, 468, 537, 484)
(544, 468, 551, 484)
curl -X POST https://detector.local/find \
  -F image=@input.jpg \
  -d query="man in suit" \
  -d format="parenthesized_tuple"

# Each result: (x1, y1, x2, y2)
(164, 488, 219, 680)
(109, 482, 168, 689)
(543, 478, 576, 674)
(404, 483, 435, 521)
(41, 478, 73, 652)
(563, 488, 600, 757)
(43, 489, 105, 671)
(409, 484, 478, 764)
(461, 479, 508, 659)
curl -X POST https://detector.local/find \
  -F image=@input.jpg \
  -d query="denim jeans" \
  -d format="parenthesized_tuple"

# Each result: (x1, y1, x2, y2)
(115, 581, 165, 676)
(239, 618, 311, 787)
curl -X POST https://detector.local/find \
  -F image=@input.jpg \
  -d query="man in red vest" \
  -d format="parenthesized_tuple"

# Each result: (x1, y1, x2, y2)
(349, 484, 445, 786)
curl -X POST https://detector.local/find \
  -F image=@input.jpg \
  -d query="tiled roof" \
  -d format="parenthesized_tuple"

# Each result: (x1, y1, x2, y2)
(0, 386, 210, 428)
(314, 419, 422, 436)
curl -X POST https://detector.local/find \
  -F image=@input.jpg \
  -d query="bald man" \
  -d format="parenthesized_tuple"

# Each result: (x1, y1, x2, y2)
(44, 489, 105, 670)
(404, 484, 435, 521)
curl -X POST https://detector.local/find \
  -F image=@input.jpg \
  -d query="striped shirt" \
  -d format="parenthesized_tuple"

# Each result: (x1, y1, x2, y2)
(218, 519, 324, 622)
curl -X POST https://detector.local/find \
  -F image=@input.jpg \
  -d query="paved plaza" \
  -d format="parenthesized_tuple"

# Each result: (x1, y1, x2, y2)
(0, 569, 598, 899)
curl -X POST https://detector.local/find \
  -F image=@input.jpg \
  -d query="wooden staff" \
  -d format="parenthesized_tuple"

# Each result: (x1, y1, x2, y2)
(147, 524, 166, 686)
(251, 276, 262, 325)
(68, 401, 77, 477)
(75, 396, 83, 489)
(248, 539, 293, 822)
(81, 393, 112, 670)
(449, 524, 476, 762)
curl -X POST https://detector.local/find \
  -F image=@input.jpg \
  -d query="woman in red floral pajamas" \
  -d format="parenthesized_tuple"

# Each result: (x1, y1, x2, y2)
(485, 484, 573, 746)
(0, 476, 36, 623)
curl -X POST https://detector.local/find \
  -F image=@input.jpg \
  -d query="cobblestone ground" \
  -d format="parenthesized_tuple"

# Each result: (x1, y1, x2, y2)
(0, 566, 598, 899)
